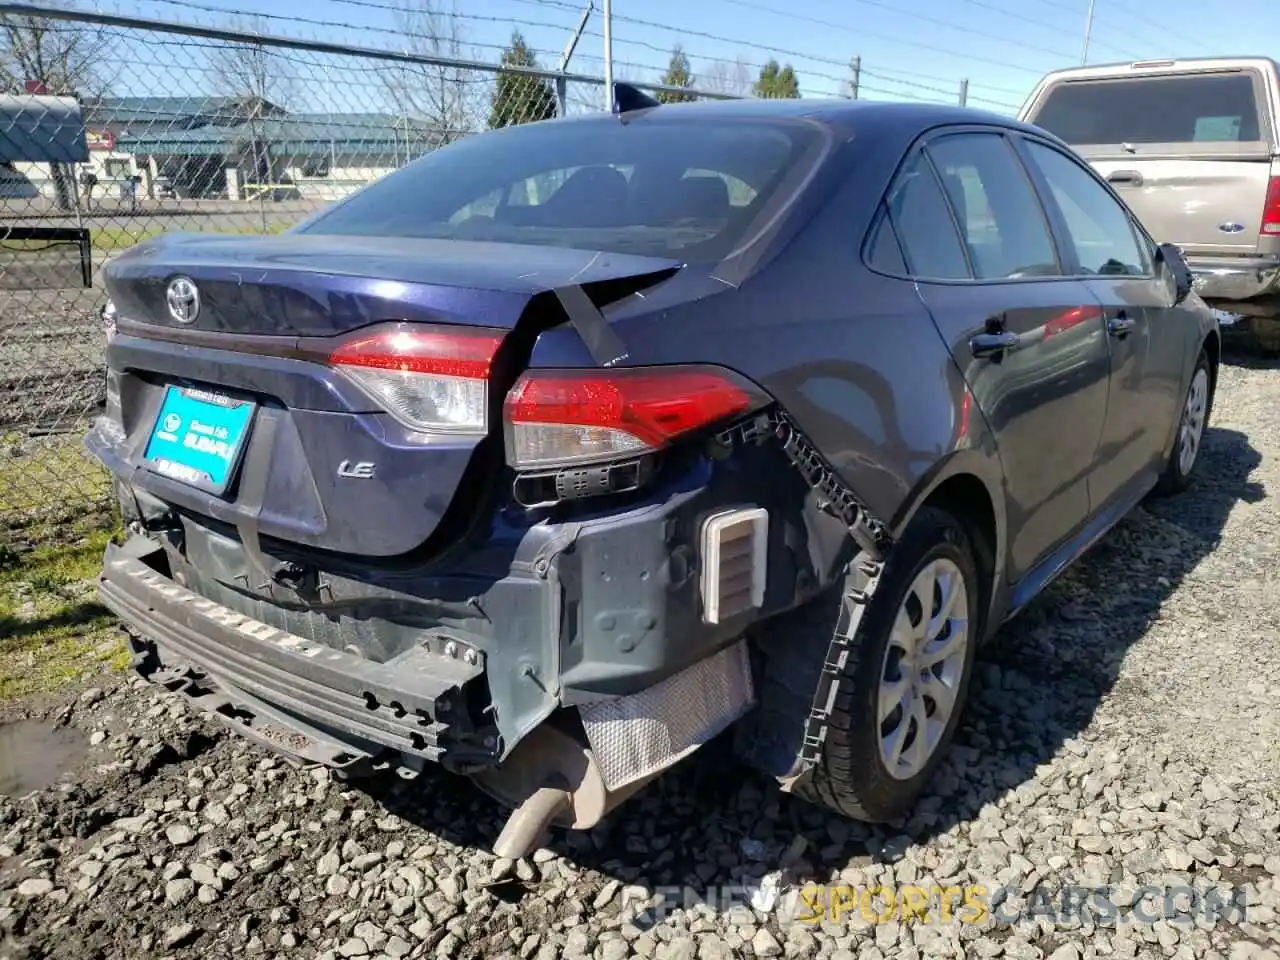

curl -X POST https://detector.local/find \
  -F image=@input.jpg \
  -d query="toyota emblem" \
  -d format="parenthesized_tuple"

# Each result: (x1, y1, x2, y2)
(166, 276, 200, 324)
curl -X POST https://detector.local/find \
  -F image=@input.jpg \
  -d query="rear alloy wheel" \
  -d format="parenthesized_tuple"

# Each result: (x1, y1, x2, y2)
(799, 507, 981, 823)
(1155, 348, 1212, 496)
(877, 558, 969, 781)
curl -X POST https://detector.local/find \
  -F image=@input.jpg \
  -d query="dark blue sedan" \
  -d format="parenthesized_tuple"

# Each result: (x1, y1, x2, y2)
(87, 85, 1218, 856)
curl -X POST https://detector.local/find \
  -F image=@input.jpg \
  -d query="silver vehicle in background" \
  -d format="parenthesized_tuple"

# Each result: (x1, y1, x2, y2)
(1020, 57, 1280, 350)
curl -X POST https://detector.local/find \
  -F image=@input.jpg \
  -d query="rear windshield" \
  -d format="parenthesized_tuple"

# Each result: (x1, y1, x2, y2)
(297, 116, 824, 260)
(1030, 72, 1264, 145)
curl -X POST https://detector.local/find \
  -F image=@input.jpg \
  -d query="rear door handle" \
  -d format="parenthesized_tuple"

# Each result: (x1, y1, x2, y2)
(970, 330, 1020, 358)
(1106, 169, 1144, 187)
(1107, 311, 1136, 337)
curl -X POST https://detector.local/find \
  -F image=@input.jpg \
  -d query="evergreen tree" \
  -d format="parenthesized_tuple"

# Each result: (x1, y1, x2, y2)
(489, 31, 556, 129)
(753, 59, 801, 99)
(656, 45, 695, 103)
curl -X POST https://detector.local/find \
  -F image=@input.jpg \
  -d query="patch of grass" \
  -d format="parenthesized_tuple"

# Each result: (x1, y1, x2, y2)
(0, 433, 111, 517)
(0, 517, 126, 700)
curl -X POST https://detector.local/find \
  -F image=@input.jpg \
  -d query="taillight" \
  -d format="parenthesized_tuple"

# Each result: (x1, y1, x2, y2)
(329, 323, 504, 434)
(503, 366, 761, 469)
(1263, 176, 1280, 236)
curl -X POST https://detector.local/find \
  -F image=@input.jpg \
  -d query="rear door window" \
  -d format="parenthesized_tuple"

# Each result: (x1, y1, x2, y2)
(1030, 72, 1265, 146)
(1023, 140, 1151, 276)
(924, 133, 1062, 280)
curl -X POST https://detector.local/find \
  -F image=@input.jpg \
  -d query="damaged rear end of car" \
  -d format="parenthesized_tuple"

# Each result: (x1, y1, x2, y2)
(87, 101, 894, 855)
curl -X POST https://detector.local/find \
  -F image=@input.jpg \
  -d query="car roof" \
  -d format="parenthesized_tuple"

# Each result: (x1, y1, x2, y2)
(553, 96, 1043, 139)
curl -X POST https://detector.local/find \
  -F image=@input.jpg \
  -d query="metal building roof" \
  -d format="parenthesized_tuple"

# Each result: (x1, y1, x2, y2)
(116, 114, 440, 158)
(0, 95, 89, 164)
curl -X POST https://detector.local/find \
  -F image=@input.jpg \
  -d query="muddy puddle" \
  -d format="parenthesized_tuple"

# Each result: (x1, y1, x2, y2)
(0, 721, 88, 797)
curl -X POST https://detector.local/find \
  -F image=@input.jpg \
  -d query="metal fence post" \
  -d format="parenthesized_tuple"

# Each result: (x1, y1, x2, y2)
(602, 0, 613, 110)
(849, 56, 860, 100)
(959, 78, 969, 107)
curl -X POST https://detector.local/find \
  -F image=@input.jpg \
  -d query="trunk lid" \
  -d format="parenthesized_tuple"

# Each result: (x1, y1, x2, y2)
(95, 233, 680, 559)
(105, 233, 678, 336)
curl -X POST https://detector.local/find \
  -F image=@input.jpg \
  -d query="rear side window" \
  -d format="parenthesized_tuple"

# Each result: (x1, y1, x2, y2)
(866, 208, 908, 274)
(299, 118, 824, 261)
(1030, 72, 1263, 145)
(1022, 141, 1151, 277)
(925, 134, 1062, 280)
(883, 152, 971, 280)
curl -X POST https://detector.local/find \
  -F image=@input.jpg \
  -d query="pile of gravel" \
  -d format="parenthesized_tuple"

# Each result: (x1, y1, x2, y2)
(2, 357, 1278, 960)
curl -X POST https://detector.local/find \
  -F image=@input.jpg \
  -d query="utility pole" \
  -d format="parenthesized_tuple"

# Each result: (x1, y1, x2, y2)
(1081, 0, 1096, 65)
(848, 55, 861, 99)
(557, 2, 594, 118)
(602, 0, 614, 111)
(959, 78, 968, 107)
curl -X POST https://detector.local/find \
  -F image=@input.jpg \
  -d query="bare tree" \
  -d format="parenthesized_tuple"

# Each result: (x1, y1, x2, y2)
(699, 56, 753, 98)
(384, 0, 480, 150)
(0, 3, 111, 97)
(210, 16, 296, 111)
(210, 17, 297, 197)
(0, 3, 114, 209)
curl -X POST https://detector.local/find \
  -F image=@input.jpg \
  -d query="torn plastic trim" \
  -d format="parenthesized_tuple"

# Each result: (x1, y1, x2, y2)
(785, 551, 885, 782)
(715, 407, 893, 784)
(714, 408, 892, 560)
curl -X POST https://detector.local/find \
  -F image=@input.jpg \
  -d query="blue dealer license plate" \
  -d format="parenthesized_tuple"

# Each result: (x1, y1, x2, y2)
(143, 385, 257, 496)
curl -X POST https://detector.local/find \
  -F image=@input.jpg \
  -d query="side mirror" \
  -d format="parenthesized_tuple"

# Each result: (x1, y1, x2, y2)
(1157, 242, 1194, 305)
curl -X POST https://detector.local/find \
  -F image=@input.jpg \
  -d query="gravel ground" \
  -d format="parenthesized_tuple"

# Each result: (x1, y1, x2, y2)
(2, 353, 1280, 960)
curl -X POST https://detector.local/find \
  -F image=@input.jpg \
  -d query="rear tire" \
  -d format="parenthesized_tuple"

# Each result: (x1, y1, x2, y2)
(1153, 347, 1212, 498)
(795, 506, 981, 823)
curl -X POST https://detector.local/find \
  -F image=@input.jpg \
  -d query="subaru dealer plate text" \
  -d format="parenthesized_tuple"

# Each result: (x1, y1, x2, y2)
(143, 385, 256, 496)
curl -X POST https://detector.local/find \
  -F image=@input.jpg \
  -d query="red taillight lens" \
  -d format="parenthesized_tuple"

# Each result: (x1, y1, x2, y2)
(504, 367, 757, 469)
(329, 324, 504, 434)
(1263, 176, 1280, 236)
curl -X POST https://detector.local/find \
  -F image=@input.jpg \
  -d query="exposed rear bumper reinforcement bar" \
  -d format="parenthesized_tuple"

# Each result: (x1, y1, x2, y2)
(97, 541, 487, 772)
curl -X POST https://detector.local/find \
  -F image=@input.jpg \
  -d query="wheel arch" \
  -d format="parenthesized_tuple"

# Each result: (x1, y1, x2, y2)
(888, 450, 1007, 642)
(1204, 327, 1221, 402)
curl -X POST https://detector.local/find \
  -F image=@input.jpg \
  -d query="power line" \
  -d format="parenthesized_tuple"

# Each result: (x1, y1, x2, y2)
(602, 0, 1062, 78)
(952, 0, 1151, 61)
(700, 0, 1066, 74)
(1101, 0, 1210, 52)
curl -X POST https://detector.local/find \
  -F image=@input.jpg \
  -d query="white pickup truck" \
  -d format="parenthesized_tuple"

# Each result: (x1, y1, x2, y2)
(1020, 57, 1280, 350)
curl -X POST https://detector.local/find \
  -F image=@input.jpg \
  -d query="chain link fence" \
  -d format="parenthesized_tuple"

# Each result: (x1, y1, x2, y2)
(0, 3, 741, 546)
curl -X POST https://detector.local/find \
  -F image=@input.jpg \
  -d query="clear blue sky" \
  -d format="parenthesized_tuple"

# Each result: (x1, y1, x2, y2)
(86, 0, 1280, 114)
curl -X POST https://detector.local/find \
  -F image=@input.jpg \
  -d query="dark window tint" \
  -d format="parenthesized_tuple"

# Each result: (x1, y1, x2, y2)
(1024, 141, 1149, 277)
(1031, 73, 1262, 145)
(298, 118, 824, 260)
(866, 208, 907, 274)
(926, 134, 1061, 280)
(884, 152, 970, 280)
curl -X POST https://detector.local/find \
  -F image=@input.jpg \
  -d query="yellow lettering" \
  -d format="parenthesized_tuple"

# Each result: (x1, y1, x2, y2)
(861, 886, 896, 923)
(829, 886, 858, 923)
(961, 885, 989, 925)
(934, 886, 963, 923)
(796, 884, 826, 924)
(901, 886, 931, 923)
